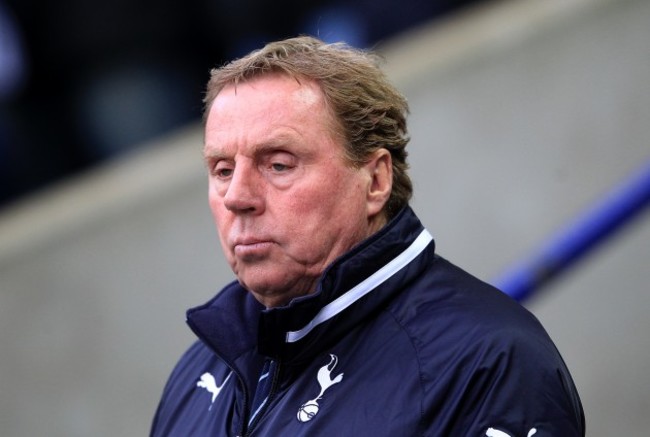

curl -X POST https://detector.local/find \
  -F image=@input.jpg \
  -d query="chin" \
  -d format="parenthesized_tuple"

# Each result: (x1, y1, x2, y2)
(242, 278, 310, 308)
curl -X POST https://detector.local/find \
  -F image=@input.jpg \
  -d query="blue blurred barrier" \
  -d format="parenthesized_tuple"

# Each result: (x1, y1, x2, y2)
(492, 158, 650, 302)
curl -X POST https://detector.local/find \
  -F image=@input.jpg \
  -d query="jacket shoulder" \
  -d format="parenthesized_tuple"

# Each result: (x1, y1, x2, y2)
(386, 255, 585, 435)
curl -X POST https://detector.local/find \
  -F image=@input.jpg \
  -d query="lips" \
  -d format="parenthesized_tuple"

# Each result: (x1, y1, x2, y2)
(232, 236, 270, 247)
(232, 238, 275, 259)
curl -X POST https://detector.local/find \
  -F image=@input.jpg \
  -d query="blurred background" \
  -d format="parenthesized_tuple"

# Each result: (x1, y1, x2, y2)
(1, 0, 649, 435)
(0, 0, 479, 208)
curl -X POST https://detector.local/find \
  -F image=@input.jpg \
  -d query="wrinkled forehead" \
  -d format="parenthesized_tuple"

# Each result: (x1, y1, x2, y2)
(219, 72, 341, 124)
(208, 74, 325, 120)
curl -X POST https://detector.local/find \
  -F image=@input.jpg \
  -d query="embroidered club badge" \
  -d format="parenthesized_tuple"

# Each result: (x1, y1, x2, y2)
(297, 354, 344, 423)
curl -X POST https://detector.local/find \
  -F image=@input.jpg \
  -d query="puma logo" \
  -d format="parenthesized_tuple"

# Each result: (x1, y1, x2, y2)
(486, 427, 537, 437)
(197, 371, 232, 410)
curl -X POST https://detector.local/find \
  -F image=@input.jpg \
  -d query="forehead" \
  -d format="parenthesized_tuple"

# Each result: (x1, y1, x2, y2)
(214, 74, 325, 114)
(204, 74, 341, 151)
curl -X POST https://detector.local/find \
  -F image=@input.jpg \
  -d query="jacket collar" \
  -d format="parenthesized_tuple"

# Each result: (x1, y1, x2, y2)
(186, 207, 435, 370)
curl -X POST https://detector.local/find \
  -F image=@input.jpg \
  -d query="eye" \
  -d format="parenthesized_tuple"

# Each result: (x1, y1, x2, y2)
(261, 150, 297, 179)
(217, 168, 233, 177)
(266, 150, 297, 173)
(212, 160, 234, 178)
(271, 162, 289, 172)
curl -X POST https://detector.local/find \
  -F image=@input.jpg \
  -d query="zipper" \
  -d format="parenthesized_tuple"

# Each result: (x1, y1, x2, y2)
(243, 360, 283, 437)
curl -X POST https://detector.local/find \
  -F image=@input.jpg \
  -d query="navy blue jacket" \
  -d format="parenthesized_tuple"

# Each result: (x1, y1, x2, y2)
(151, 207, 585, 436)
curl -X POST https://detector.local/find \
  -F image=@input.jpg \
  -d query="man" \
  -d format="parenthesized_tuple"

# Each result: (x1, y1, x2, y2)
(151, 36, 585, 436)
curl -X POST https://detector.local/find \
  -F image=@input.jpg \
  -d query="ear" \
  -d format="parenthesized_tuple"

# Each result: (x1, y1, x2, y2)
(365, 148, 392, 219)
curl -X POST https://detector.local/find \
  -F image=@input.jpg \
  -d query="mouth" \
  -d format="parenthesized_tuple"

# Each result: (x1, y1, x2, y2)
(232, 238, 275, 259)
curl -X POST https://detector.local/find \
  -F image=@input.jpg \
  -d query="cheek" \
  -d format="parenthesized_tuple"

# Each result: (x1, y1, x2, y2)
(283, 177, 366, 234)
(208, 194, 230, 238)
(282, 183, 340, 218)
(208, 194, 221, 224)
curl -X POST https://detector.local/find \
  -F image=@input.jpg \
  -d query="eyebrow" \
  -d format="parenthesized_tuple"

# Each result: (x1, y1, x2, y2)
(203, 131, 301, 159)
(202, 145, 227, 161)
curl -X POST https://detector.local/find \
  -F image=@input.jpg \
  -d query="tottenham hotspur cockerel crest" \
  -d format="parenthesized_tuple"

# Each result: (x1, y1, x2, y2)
(297, 354, 344, 423)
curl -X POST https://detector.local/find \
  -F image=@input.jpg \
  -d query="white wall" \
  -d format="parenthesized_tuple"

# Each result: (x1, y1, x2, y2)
(1, 0, 648, 435)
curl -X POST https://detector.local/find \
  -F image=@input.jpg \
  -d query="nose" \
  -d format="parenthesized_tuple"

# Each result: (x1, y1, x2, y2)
(223, 163, 264, 214)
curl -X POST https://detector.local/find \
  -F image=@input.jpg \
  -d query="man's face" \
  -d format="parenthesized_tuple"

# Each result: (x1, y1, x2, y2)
(204, 74, 387, 307)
